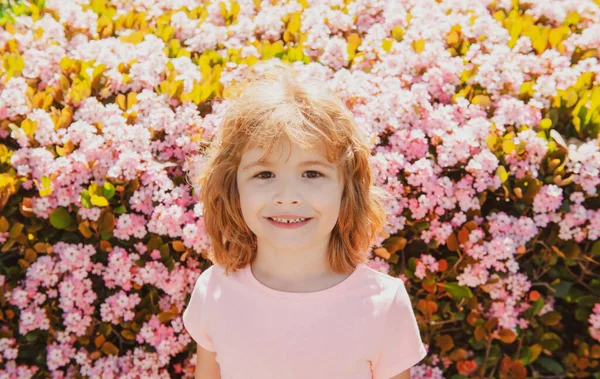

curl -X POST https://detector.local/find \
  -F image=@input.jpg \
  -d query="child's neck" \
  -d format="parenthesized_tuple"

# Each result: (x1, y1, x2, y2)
(249, 260, 352, 293)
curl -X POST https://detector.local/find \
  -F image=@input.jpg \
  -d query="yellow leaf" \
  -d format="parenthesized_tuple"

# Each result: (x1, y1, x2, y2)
(412, 39, 426, 53)
(287, 12, 301, 34)
(496, 166, 508, 183)
(493, 10, 505, 22)
(520, 81, 535, 97)
(42, 93, 54, 109)
(55, 107, 73, 130)
(161, 25, 174, 42)
(59, 56, 73, 73)
(565, 89, 578, 108)
(548, 28, 563, 47)
(115, 94, 126, 111)
(169, 80, 184, 98)
(56, 140, 74, 157)
(39, 176, 52, 197)
(486, 133, 498, 149)
(446, 30, 460, 46)
(564, 11, 580, 26)
(532, 33, 548, 54)
(32, 92, 46, 108)
(21, 119, 38, 137)
(198, 82, 213, 103)
(120, 30, 145, 44)
(382, 39, 393, 52)
(127, 92, 137, 108)
(0, 174, 16, 190)
(573, 116, 581, 132)
(347, 32, 361, 47)
(502, 139, 516, 154)
(516, 141, 527, 155)
(392, 26, 404, 42)
(40, 188, 52, 197)
(91, 194, 109, 207)
(219, 1, 228, 19)
(529, 343, 543, 363)
(472, 94, 491, 107)
(231, 1, 240, 20)
(539, 118, 552, 129)
(510, 18, 523, 40)
(287, 46, 304, 62)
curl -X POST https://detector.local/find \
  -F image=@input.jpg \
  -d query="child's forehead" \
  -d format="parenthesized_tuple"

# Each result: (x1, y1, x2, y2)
(242, 139, 330, 161)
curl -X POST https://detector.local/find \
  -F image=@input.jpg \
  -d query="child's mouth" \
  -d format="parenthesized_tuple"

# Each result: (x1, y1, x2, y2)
(265, 217, 312, 229)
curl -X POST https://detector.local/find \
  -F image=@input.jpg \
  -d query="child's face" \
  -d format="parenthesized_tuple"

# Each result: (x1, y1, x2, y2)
(236, 139, 344, 254)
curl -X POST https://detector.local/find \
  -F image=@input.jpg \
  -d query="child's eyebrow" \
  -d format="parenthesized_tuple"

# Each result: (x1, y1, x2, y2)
(241, 160, 334, 171)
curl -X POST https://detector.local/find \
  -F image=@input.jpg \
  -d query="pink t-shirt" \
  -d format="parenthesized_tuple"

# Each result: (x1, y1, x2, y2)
(182, 262, 427, 379)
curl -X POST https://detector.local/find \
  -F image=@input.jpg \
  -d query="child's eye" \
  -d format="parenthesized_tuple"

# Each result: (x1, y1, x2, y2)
(304, 170, 323, 178)
(254, 171, 273, 179)
(253, 171, 324, 179)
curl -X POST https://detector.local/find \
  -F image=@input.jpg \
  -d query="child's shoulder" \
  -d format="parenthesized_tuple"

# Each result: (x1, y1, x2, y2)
(357, 263, 406, 296)
(193, 262, 242, 285)
(191, 263, 222, 287)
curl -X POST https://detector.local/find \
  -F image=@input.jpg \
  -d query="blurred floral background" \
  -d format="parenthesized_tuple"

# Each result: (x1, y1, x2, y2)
(0, 0, 599, 377)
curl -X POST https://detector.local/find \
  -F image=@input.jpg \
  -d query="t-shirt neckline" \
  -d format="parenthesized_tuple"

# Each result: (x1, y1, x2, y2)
(243, 263, 365, 300)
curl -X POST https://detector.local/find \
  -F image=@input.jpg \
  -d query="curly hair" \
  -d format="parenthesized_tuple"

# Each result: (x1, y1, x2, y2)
(187, 61, 391, 276)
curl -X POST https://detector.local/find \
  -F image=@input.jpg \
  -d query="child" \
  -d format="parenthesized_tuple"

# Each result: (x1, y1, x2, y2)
(183, 61, 427, 379)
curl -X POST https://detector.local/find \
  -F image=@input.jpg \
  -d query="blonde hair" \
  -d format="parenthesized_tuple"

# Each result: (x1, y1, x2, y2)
(187, 61, 391, 276)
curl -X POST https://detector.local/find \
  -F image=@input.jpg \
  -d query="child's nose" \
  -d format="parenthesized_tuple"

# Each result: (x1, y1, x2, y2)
(273, 183, 302, 205)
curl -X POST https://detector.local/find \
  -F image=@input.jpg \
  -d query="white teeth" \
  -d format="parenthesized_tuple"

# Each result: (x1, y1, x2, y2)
(271, 217, 308, 223)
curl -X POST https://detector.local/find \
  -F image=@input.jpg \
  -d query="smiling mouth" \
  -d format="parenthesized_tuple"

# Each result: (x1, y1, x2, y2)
(266, 217, 312, 224)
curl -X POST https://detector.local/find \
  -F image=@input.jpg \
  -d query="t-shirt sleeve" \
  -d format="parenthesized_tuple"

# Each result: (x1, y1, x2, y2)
(371, 280, 427, 379)
(182, 265, 215, 352)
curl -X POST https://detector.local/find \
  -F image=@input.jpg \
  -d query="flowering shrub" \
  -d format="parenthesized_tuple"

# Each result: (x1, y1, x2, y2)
(0, 0, 599, 378)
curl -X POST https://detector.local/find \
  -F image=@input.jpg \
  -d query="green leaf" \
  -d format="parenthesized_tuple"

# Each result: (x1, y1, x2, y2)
(408, 257, 417, 270)
(98, 323, 112, 336)
(575, 308, 590, 321)
(439, 282, 473, 300)
(576, 294, 597, 307)
(552, 280, 573, 298)
(102, 182, 115, 199)
(80, 189, 92, 208)
(49, 207, 73, 229)
(536, 357, 564, 374)
(114, 204, 127, 214)
(531, 298, 545, 316)
(520, 344, 542, 365)
(414, 221, 429, 230)
(540, 311, 561, 326)
(159, 243, 170, 259)
(24, 330, 40, 342)
(540, 332, 562, 351)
